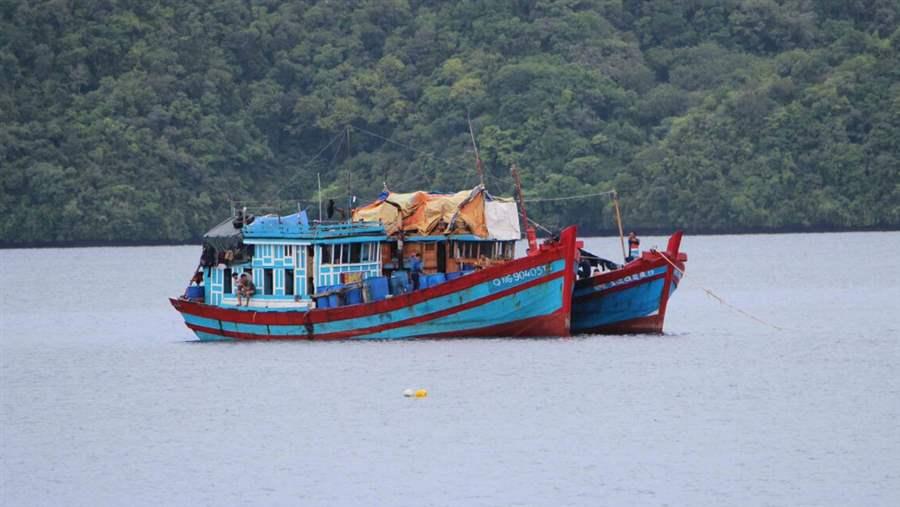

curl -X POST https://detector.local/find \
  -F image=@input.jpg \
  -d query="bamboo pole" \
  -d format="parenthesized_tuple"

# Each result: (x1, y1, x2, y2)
(612, 190, 626, 262)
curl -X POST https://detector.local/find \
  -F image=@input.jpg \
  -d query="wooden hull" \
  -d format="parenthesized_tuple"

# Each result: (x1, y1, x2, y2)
(571, 231, 686, 335)
(171, 227, 577, 341)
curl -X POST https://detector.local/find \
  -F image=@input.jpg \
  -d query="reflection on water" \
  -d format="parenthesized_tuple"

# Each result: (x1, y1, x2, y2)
(2, 232, 899, 506)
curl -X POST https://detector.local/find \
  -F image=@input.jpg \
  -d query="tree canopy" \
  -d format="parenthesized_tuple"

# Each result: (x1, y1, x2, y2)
(2, 0, 898, 244)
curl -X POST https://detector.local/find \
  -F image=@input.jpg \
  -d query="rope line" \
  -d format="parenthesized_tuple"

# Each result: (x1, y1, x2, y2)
(651, 248, 685, 278)
(652, 249, 784, 331)
(524, 190, 616, 202)
(702, 288, 785, 331)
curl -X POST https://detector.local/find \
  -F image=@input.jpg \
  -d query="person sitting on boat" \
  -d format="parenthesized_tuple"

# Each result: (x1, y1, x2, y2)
(627, 232, 640, 262)
(578, 257, 592, 279)
(408, 252, 423, 290)
(237, 273, 255, 306)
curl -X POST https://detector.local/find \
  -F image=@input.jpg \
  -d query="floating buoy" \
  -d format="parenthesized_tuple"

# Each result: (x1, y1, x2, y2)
(415, 389, 428, 398)
(403, 388, 414, 397)
(403, 388, 428, 398)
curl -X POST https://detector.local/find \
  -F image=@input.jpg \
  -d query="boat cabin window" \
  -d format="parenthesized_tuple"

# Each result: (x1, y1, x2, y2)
(224, 268, 233, 293)
(451, 240, 515, 264)
(323, 243, 379, 265)
(285, 269, 294, 296)
(263, 268, 274, 295)
(453, 241, 495, 259)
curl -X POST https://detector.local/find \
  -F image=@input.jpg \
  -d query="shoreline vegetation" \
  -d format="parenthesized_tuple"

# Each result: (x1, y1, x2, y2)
(3, 1, 898, 245)
(3, 225, 897, 250)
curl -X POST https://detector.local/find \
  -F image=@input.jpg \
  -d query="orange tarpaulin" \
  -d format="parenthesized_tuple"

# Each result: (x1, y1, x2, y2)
(352, 186, 515, 239)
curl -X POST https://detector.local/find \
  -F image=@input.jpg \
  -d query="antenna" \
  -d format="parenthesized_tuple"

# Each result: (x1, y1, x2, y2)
(317, 172, 323, 221)
(467, 112, 485, 187)
(345, 125, 352, 222)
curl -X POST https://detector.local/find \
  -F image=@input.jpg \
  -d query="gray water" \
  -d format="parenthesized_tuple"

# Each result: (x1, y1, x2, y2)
(1, 232, 898, 506)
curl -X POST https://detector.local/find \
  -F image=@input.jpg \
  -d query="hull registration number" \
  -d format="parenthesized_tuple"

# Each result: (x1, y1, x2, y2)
(489, 264, 550, 293)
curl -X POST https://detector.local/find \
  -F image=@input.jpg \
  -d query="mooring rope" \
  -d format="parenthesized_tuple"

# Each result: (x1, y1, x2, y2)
(652, 249, 784, 331)
(701, 287, 785, 331)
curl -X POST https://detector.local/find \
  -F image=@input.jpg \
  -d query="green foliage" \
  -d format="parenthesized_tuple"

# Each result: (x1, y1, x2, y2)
(1, 0, 898, 244)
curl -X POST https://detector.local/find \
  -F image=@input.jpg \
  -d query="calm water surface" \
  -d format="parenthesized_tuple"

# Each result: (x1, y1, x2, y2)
(1, 232, 898, 506)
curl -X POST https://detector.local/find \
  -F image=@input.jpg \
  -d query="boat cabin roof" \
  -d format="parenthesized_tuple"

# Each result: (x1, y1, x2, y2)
(240, 211, 387, 243)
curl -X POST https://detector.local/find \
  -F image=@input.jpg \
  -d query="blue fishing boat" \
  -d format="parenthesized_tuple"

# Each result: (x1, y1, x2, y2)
(171, 186, 578, 340)
(571, 231, 687, 334)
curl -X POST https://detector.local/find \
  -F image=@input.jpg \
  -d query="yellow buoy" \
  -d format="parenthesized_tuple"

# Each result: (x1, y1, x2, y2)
(414, 389, 428, 398)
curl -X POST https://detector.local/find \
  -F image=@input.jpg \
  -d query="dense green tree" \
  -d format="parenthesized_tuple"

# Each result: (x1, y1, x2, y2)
(1, 0, 898, 245)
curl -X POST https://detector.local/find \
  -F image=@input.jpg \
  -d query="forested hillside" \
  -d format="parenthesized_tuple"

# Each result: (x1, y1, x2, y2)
(2, 0, 898, 244)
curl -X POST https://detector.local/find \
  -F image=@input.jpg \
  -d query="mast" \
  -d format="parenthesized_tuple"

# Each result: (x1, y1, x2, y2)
(612, 190, 626, 262)
(511, 164, 538, 254)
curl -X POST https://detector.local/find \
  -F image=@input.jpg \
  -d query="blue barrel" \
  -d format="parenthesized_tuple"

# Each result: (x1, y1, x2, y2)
(345, 286, 363, 305)
(328, 285, 342, 308)
(426, 273, 446, 287)
(446, 271, 463, 281)
(390, 270, 410, 295)
(316, 286, 332, 308)
(185, 286, 204, 300)
(364, 276, 389, 302)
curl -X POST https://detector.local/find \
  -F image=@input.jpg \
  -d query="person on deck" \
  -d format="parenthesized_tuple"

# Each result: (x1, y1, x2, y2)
(578, 257, 593, 279)
(237, 273, 255, 306)
(627, 232, 640, 262)
(408, 252, 423, 290)
(231, 273, 240, 295)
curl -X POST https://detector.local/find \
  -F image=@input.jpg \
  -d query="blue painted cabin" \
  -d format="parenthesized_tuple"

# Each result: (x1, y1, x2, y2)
(201, 212, 385, 308)
(199, 211, 518, 310)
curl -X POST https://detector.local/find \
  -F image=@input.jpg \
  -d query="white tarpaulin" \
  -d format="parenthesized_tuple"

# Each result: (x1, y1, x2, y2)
(484, 200, 521, 240)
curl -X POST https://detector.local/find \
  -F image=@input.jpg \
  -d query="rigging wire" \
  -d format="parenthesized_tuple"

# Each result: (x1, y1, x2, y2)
(523, 190, 616, 203)
(349, 125, 521, 196)
(349, 125, 458, 167)
(275, 130, 347, 199)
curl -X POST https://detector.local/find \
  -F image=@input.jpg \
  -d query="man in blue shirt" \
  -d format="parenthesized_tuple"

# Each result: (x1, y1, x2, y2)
(408, 252, 423, 290)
